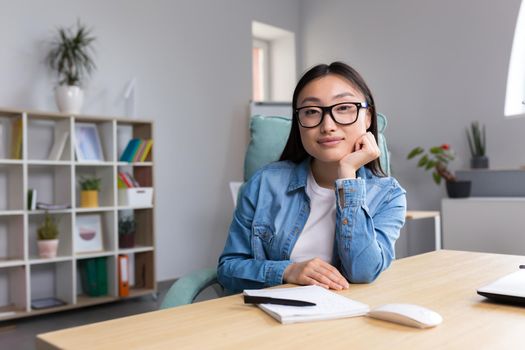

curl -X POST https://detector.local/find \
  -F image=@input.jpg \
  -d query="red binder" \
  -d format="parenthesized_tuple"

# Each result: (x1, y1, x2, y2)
(118, 255, 130, 297)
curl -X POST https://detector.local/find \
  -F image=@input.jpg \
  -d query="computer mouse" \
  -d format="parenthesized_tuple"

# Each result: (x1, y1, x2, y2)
(368, 303, 443, 329)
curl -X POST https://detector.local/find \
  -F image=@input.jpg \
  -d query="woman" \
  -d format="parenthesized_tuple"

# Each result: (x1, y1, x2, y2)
(218, 62, 406, 293)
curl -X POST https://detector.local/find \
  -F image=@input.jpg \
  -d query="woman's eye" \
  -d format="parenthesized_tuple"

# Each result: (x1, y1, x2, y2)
(304, 109, 320, 116)
(335, 104, 356, 113)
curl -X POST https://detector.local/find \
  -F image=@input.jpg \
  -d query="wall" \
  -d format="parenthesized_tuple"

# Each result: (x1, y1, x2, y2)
(0, 0, 301, 280)
(300, 0, 522, 253)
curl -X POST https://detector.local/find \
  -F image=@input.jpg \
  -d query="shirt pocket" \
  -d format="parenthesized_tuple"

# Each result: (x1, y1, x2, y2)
(251, 224, 275, 260)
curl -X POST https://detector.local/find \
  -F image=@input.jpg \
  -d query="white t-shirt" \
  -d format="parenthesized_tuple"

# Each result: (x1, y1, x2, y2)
(290, 170, 336, 263)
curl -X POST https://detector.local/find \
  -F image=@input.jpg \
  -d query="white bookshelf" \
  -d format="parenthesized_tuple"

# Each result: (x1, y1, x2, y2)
(0, 108, 156, 321)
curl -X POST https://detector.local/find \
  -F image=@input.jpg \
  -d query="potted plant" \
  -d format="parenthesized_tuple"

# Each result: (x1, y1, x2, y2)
(407, 144, 471, 198)
(79, 176, 101, 208)
(37, 212, 60, 258)
(119, 216, 137, 248)
(466, 121, 488, 169)
(46, 21, 96, 114)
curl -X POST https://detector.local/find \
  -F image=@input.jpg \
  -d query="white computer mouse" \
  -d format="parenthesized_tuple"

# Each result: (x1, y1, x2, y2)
(368, 303, 443, 329)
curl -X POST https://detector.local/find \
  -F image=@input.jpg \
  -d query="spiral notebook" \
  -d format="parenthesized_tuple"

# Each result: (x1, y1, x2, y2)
(243, 285, 369, 324)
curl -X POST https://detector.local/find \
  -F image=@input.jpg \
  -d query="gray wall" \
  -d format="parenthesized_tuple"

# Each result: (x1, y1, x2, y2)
(300, 0, 523, 253)
(0, 0, 300, 280)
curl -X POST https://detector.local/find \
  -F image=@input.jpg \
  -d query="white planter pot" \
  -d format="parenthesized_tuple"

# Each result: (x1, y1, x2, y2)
(55, 85, 84, 114)
(38, 239, 59, 258)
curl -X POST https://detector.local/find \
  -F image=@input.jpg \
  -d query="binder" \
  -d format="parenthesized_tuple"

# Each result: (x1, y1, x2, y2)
(118, 255, 130, 297)
(79, 257, 108, 297)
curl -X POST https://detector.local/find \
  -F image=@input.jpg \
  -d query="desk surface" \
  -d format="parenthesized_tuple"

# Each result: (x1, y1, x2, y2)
(37, 250, 525, 349)
(405, 210, 440, 220)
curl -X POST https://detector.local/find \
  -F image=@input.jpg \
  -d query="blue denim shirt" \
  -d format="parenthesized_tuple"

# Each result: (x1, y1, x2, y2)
(217, 158, 407, 293)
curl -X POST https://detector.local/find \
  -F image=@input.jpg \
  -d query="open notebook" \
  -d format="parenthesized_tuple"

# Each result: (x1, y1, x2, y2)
(243, 285, 369, 324)
(477, 269, 525, 305)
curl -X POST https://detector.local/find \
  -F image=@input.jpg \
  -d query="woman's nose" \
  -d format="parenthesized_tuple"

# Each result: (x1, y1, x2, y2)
(319, 111, 337, 133)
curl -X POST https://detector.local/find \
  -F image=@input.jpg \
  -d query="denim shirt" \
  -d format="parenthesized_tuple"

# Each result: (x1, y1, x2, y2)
(217, 158, 407, 293)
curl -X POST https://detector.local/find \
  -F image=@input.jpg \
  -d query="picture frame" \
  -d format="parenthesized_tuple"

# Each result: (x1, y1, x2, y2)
(75, 214, 104, 253)
(74, 123, 105, 162)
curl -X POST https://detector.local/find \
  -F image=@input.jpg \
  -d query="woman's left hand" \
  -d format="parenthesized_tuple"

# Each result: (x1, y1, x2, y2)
(338, 132, 380, 178)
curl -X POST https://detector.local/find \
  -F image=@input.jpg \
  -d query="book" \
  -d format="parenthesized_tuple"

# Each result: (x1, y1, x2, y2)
(118, 172, 134, 188)
(243, 285, 369, 324)
(125, 171, 140, 187)
(28, 189, 37, 210)
(140, 139, 153, 162)
(31, 297, 66, 310)
(0, 123, 5, 158)
(133, 140, 147, 162)
(120, 138, 141, 162)
(9, 119, 22, 159)
(48, 131, 69, 161)
(36, 202, 70, 210)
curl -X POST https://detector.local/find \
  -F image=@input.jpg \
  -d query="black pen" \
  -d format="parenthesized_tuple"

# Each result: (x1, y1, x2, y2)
(519, 265, 525, 269)
(244, 295, 316, 307)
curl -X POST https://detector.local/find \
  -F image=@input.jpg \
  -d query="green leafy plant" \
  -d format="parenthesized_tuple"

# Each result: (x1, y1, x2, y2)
(119, 217, 136, 236)
(466, 121, 486, 157)
(37, 212, 60, 240)
(79, 176, 101, 191)
(46, 20, 96, 86)
(407, 144, 456, 185)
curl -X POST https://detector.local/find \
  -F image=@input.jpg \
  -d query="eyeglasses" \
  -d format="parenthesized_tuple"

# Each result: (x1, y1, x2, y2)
(295, 102, 369, 128)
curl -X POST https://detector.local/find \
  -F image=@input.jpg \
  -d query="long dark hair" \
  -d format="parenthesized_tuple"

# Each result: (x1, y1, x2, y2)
(279, 61, 385, 177)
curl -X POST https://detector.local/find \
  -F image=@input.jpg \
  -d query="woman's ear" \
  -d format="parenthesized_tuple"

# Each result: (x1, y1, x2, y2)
(365, 111, 372, 130)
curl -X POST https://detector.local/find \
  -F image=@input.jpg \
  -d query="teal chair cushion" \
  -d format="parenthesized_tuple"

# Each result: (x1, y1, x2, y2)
(244, 115, 291, 181)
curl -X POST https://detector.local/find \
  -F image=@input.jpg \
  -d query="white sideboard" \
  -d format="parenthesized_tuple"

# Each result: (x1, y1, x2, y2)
(442, 198, 525, 255)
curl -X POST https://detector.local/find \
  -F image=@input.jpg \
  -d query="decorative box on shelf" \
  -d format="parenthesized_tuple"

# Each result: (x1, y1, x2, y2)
(118, 188, 154, 207)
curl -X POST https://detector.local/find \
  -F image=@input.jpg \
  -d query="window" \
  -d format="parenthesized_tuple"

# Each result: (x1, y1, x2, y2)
(252, 21, 296, 102)
(505, 0, 525, 117)
(252, 39, 270, 101)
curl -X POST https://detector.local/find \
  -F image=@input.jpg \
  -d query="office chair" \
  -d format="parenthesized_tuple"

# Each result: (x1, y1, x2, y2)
(160, 113, 391, 309)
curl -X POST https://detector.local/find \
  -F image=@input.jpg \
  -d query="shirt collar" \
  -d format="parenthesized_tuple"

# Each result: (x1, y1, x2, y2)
(287, 158, 372, 192)
(287, 158, 310, 192)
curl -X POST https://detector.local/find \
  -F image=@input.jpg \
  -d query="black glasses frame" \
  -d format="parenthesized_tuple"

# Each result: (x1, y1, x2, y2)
(295, 102, 369, 128)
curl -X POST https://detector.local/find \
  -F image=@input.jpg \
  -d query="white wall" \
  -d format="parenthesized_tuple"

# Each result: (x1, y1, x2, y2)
(0, 0, 301, 280)
(300, 0, 523, 253)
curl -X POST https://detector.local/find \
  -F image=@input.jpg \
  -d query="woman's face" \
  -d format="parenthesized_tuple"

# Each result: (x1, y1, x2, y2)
(297, 74, 371, 163)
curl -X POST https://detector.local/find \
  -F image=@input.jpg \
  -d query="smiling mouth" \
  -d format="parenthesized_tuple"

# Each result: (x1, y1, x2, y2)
(318, 138, 344, 146)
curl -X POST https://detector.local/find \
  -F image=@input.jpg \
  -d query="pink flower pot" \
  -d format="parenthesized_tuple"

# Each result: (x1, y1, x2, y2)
(38, 239, 59, 258)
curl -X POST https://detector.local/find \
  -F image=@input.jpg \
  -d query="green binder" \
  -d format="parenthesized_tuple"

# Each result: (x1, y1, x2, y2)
(80, 257, 108, 296)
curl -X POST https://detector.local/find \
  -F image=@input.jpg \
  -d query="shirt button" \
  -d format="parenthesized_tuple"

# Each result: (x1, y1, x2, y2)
(342, 218, 349, 225)
(349, 188, 355, 192)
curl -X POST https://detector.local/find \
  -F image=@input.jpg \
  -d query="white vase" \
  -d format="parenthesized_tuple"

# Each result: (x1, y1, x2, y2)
(38, 239, 59, 258)
(55, 85, 84, 114)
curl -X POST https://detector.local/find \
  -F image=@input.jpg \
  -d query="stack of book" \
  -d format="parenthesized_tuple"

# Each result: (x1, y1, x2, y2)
(118, 171, 140, 188)
(119, 138, 153, 162)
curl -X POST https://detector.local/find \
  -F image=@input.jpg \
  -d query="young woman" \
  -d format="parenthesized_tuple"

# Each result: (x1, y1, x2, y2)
(218, 62, 406, 293)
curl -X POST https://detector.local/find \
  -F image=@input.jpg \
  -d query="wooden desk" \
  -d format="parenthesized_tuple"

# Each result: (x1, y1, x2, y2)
(37, 250, 525, 349)
(405, 210, 441, 250)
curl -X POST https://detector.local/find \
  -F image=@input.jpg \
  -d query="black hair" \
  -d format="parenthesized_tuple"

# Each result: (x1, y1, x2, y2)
(279, 61, 385, 177)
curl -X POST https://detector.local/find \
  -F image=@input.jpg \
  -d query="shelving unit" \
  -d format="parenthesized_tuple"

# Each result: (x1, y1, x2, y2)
(0, 107, 155, 320)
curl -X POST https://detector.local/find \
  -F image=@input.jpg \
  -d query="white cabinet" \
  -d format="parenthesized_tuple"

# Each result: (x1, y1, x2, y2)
(0, 108, 156, 321)
(442, 198, 525, 255)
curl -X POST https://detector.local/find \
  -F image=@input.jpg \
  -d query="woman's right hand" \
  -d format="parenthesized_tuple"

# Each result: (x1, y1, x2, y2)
(283, 258, 350, 290)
